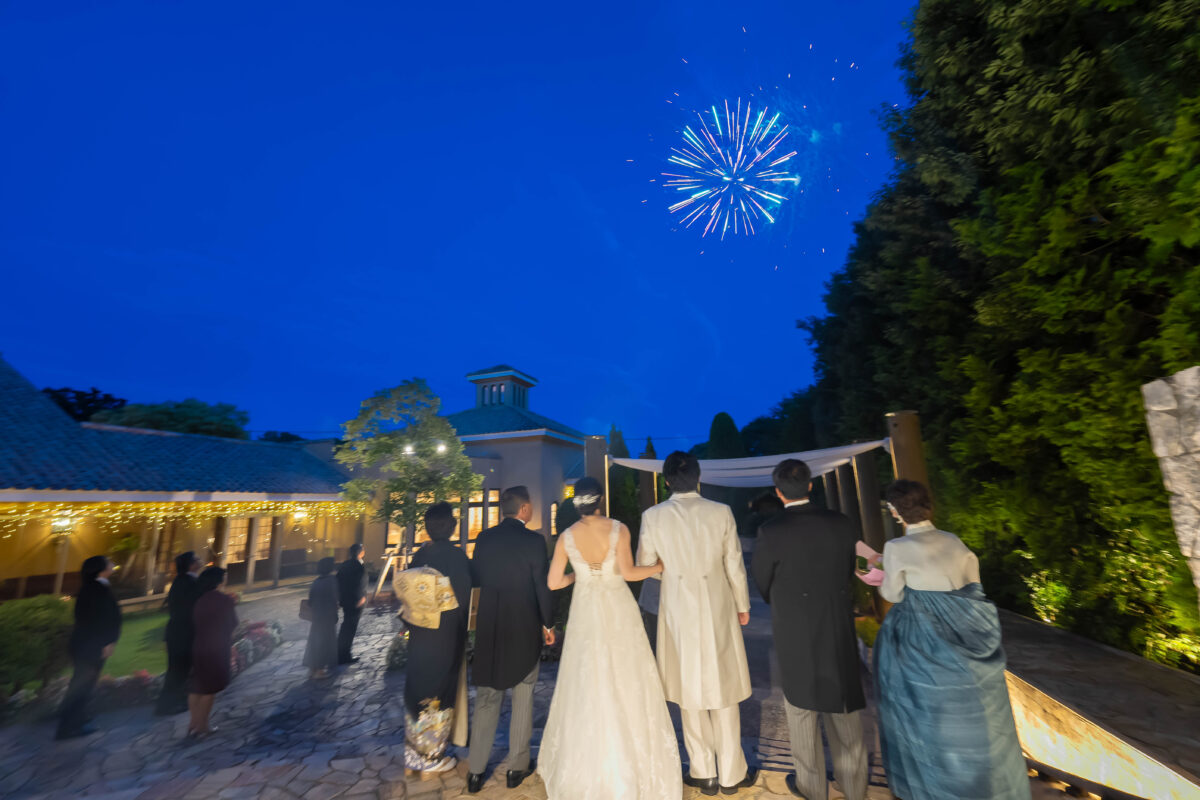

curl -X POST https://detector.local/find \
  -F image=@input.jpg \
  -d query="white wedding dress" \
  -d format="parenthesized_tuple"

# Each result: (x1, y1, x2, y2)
(538, 521, 682, 799)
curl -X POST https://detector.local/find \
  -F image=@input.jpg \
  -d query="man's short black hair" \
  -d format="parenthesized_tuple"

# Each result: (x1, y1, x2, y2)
(662, 451, 701, 493)
(348, 542, 364, 559)
(424, 501, 458, 541)
(174, 551, 197, 576)
(500, 485, 531, 518)
(772, 458, 812, 501)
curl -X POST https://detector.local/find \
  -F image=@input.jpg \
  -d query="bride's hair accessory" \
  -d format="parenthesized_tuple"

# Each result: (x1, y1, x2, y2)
(574, 492, 601, 507)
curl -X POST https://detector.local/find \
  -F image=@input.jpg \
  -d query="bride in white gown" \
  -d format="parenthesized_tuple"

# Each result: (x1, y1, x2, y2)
(537, 477, 683, 799)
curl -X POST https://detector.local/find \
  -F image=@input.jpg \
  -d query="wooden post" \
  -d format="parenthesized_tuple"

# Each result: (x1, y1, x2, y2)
(212, 517, 229, 569)
(269, 516, 284, 587)
(584, 435, 609, 516)
(886, 410, 931, 490)
(52, 532, 70, 596)
(836, 463, 862, 537)
(144, 522, 163, 596)
(853, 449, 886, 553)
(823, 472, 841, 512)
(458, 501, 469, 547)
(244, 517, 260, 587)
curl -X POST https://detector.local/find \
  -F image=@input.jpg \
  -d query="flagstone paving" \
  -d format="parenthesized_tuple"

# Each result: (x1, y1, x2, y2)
(0, 579, 1070, 800)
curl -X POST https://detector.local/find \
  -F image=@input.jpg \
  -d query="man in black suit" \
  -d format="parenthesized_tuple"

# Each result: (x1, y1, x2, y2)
(465, 485, 554, 793)
(336, 543, 367, 665)
(751, 459, 867, 800)
(155, 551, 202, 715)
(57, 555, 122, 740)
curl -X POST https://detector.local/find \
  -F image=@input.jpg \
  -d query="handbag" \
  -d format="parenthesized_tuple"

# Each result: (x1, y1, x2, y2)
(299, 598, 313, 621)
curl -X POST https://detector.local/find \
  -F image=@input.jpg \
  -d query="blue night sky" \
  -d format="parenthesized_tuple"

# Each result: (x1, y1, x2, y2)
(0, 1, 911, 449)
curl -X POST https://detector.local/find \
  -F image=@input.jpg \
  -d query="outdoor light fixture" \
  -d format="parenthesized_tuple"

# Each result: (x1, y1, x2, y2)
(436, 442, 447, 453)
(404, 444, 415, 455)
(293, 510, 309, 521)
(51, 515, 74, 532)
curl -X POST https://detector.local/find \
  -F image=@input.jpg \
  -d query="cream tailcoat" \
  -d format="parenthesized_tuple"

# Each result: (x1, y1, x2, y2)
(638, 491, 752, 710)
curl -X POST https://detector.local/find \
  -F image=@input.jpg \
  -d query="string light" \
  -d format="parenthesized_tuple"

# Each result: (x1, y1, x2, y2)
(0, 500, 367, 539)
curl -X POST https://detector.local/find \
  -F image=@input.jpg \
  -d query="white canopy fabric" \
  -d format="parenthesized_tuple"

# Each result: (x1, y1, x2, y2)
(610, 439, 890, 488)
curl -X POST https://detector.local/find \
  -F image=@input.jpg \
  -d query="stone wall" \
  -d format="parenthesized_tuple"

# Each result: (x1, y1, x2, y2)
(1142, 365, 1200, 603)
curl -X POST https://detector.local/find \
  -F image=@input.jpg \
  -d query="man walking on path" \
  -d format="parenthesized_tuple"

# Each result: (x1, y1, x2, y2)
(751, 458, 868, 800)
(57, 555, 122, 740)
(466, 485, 555, 793)
(336, 543, 367, 665)
(638, 451, 757, 796)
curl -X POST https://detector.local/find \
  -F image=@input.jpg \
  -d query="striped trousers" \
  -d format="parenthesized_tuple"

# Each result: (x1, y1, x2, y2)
(784, 701, 867, 800)
(467, 662, 539, 775)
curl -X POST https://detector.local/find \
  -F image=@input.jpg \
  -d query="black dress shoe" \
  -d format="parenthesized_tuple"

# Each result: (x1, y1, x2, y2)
(721, 767, 758, 794)
(338, 656, 360, 665)
(506, 765, 535, 789)
(683, 773, 719, 796)
(784, 773, 806, 798)
(466, 772, 485, 793)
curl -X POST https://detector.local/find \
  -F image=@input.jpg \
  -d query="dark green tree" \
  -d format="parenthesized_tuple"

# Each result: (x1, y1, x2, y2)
(259, 431, 305, 443)
(607, 425, 641, 541)
(92, 398, 250, 439)
(42, 387, 127, 422)
(793, 0, 1200, 670)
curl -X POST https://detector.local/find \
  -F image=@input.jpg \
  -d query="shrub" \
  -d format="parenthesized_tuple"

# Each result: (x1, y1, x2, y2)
(855, 617, 880, 649)
(0, 595, 74, 699)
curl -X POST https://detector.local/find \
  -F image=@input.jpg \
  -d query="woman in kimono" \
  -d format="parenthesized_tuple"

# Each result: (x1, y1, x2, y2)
(303, 557, 339, 679)
(399, 501, 471, 777)
(874, 480, 1030, 800)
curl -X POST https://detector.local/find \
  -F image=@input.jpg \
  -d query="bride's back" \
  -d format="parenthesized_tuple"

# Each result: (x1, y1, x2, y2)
(569, 515, 617, 569)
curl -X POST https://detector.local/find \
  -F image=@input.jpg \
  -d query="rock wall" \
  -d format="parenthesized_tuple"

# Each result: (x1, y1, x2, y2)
(1142, 366, 1200, 601)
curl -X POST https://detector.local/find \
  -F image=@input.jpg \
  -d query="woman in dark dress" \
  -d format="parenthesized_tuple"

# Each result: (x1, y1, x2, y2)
(155, 551, 201, 715)
(188, 567, 238, 737)
(402, 501, 471, 776)
(303, 557, 339, 679)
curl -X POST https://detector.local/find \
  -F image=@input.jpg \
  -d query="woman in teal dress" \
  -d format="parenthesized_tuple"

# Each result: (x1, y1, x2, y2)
(874, 480, 1030, 800)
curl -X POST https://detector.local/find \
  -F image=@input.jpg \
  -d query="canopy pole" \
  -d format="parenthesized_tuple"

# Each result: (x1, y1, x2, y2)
(584, 435, 609, 517)
(885, 410, 931, 491)
(836, 463, 862, 539)
(853, 449, 886, 552)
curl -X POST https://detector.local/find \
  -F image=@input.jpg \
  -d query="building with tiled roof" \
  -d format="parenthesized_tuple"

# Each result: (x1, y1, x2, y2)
(445, 366, 586, 544)
(0, 355, 364, 599)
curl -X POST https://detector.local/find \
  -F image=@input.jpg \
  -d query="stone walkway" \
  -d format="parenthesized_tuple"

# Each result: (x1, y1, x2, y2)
(0, 577, 1070, 800)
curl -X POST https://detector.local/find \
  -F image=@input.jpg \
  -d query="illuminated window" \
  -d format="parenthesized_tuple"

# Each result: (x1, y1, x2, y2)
(387, 522, 405, 547)
(550, 502, 557, 534)
(226, 518, 250, 563)
(254, 518, 273, 561)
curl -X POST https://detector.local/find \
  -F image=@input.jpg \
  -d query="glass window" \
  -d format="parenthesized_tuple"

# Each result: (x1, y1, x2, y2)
(226, 518, 250, 563)
(254, 518, 273, 561)
(387, 522, 405, 548)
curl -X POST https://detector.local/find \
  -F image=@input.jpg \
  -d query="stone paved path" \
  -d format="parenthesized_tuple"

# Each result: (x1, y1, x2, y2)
(0, 574, 1069, 800)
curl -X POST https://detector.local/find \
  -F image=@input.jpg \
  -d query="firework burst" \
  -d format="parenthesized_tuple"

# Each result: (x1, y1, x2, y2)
(663, 98, 799, 238)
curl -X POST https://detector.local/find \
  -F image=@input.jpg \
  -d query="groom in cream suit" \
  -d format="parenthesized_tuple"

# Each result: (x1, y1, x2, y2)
(638, 451, 757, 796)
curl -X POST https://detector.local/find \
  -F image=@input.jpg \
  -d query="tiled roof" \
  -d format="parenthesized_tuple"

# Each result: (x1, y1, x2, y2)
(445, 404, 585, 441)
(0, 355, 347, 494)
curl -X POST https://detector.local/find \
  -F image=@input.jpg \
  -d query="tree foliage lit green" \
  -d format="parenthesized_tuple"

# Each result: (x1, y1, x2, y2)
(771, 0, 1200, 669)
(337, 380, 481, 555)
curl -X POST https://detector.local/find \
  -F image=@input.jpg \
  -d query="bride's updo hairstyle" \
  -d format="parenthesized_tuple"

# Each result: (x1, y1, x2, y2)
(572, 476, 605, 516)
(884, 479, 933, 525)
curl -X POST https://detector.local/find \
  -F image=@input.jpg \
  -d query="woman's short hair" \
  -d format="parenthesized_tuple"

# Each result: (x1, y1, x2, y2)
(885, 479, 934, 524)
(424, 501, 457, 541)
(317, 557, 337, 576)
(197, 566, 226, 593)
(663, 451, 701, 493)
(573, 476, 604, 517)
(174, 551, 197, 576)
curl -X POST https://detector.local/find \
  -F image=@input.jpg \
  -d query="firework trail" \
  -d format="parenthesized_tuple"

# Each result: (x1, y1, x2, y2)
(663, 98, 799, 239)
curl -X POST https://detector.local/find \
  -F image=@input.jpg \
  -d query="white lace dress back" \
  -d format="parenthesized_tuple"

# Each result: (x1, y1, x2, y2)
(537, 520, 682, 799)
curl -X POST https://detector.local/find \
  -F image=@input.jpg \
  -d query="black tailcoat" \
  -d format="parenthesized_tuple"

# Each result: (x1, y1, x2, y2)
(470, 517, 553, 690)
(69, 578, 122, 662)
(336, 558, 367, 610)
(751, 503, 865, 713)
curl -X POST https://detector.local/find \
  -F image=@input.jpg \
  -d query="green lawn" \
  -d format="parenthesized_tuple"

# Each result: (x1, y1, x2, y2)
(103, 611, 168, 677)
